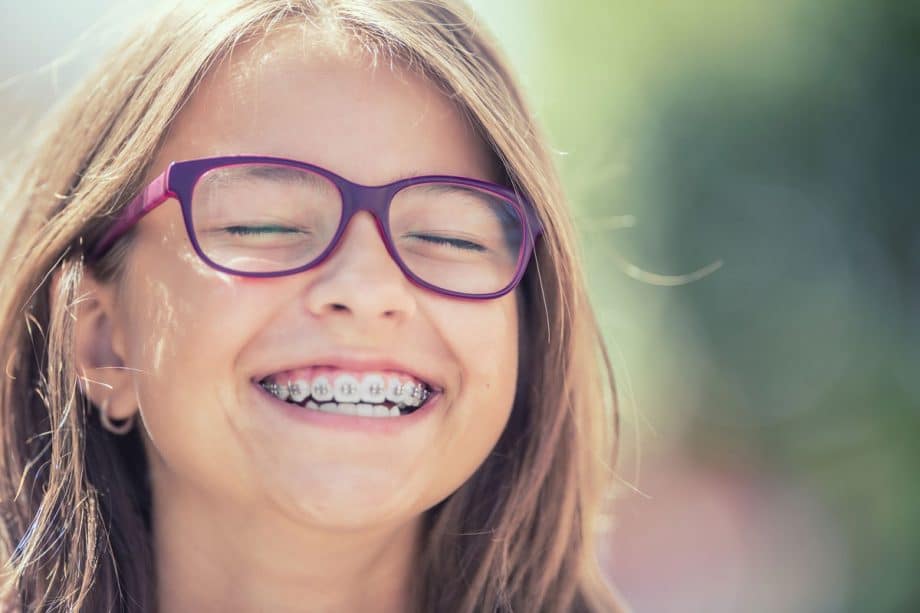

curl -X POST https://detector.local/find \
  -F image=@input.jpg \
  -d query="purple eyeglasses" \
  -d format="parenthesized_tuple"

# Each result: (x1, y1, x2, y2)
(89, 155, 542, 299)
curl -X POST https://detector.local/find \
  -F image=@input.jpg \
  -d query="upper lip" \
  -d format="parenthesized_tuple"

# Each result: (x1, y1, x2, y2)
(252, 354, 444, 392)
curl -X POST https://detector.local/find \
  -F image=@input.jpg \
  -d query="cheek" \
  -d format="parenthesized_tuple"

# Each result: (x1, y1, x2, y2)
(121, 268, 236, 384)
(118, 253, 283, 496)
(458, 296, 518, 397)
(464, 318, 517, 401)
(423, 293, 519, 497)
(119, 235, 279, 381)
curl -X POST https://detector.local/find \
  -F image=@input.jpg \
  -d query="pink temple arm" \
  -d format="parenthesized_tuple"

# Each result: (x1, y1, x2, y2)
(89, 169, 172, 258)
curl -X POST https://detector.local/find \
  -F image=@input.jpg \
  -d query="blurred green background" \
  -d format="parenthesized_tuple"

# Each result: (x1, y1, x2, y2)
(2, 1, 918, 611)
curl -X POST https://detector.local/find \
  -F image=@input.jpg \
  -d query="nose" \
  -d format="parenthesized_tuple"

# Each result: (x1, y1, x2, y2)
(302, 211, 417, 329)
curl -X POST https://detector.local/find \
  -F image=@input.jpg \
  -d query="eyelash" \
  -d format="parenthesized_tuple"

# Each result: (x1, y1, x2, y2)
(408, 233, 486, 252)
(224, 225, 302, 235)
(220, 226, 486, 253)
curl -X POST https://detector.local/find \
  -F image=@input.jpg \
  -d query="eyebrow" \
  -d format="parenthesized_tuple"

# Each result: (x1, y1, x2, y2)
(407, 183, 521, 224)
(409, 182, 494, 198)
(220, 164, 333, 188)
(408, 183, 517, 214)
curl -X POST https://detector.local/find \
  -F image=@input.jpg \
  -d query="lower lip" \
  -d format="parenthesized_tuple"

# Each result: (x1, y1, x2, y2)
(251, 382, 443, 435)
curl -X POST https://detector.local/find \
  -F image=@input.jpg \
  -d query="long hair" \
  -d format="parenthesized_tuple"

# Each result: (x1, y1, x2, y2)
(0, 1, 623, 610)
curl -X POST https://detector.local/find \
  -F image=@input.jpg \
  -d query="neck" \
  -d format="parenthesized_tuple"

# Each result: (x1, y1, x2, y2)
(150, 476, 420, 613)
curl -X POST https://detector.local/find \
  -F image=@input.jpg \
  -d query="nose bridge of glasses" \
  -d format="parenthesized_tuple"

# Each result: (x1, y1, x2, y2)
(341, 182, 395, 224)
(334, 181, 400, 258)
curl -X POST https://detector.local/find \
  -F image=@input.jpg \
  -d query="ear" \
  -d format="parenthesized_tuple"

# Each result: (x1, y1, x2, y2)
(55, 267, 138, 421)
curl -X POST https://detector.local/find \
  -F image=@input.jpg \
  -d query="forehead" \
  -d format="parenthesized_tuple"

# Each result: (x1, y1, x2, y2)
(152, 25, 497, 185)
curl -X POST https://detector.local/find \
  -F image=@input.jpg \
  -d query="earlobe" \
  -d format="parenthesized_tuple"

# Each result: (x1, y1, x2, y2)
(56, 267, 137, 421)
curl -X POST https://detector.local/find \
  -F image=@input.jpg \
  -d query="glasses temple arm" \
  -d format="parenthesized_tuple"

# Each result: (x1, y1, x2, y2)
(525, 202, 545, 239)
(88, 169, 173, 259)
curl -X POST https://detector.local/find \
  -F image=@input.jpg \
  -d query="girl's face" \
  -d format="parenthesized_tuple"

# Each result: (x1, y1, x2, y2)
(109, 32, 518, 528)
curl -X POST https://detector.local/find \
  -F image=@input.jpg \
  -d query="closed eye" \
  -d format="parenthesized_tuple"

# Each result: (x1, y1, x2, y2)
(223, 224, 306, 236)
(406, 233, 487, 252)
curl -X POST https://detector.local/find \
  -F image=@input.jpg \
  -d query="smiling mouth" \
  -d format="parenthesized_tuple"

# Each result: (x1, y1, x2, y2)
(257, 370, 435, 418)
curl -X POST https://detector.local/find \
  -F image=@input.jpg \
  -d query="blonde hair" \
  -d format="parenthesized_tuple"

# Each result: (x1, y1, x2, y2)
(0, 1, 623, 610)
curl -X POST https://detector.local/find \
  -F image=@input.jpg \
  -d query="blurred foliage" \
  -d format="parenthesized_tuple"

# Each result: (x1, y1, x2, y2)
(483, 0, 919, 611)
(2, 0, 917, 610)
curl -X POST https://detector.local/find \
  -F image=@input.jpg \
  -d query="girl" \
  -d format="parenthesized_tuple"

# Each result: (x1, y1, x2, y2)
(0, 1, 625, 611)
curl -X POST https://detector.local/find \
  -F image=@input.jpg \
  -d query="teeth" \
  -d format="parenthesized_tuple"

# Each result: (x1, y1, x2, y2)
(360, 374, 387, 403)
(274, 383, 290, 401)
(333, 375, 361, 402)
(311, 376, 333, 402)
(408, 383, 427, 407)
(313, 401, 397, 418)
(385, 377, 404, 403)
(261, 382, 408, 418)
(399, 382, 419, 407)
(289, 379, 310, 403)
(261, 381, 290, 401)
(262, 371, 433, 413)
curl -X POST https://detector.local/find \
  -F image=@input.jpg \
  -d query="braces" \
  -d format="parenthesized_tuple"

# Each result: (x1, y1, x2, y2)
(261, 380, 430, 410)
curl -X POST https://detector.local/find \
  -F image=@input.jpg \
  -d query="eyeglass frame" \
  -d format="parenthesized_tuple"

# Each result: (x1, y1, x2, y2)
(88, 155, 544, 300)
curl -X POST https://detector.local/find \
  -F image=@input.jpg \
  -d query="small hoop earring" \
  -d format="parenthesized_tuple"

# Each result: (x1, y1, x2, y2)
(99, 403, 136, 435)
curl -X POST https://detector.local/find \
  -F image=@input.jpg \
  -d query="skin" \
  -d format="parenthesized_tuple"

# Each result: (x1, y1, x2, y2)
(74, 28, 519, 613)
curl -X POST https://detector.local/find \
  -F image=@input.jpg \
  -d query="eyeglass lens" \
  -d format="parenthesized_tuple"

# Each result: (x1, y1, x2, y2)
(190, 163, 525, 295)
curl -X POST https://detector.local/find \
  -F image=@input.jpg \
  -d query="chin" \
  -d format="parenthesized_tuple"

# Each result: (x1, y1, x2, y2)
(265, 465, 421, 524)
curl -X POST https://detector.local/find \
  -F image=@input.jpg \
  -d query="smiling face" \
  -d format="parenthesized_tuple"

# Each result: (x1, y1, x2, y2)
(105, 30, 519, 529)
